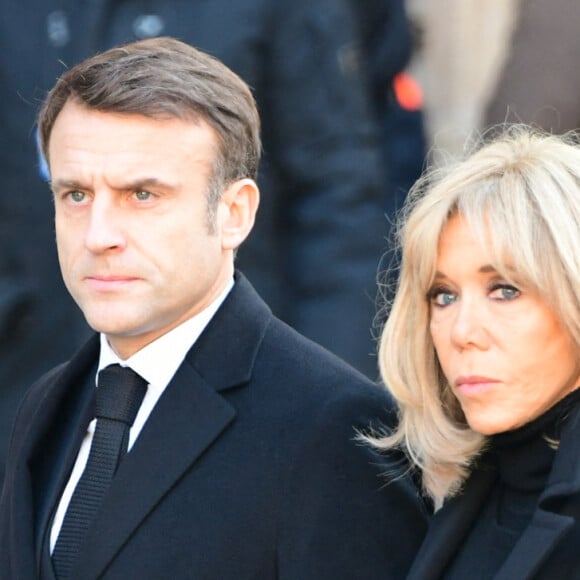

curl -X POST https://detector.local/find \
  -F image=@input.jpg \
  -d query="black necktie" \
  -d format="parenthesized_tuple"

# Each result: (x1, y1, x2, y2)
(52, 364, 148, 579)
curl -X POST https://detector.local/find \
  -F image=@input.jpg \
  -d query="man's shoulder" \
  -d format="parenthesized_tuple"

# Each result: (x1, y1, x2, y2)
(17, 334, 99, 417)
(261, 314, 372, 380)
(255, 314, 395, 422)
(18, 362, 68, 412)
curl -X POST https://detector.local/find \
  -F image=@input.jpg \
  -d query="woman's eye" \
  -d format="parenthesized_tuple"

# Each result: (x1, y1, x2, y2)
(428, 288, 457, 307)
(489, 284, 521, 301)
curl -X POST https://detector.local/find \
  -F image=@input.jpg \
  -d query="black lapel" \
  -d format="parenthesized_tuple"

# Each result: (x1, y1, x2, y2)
(33, 338, 100, 567)
(495, 509, 573, 580)
(411, 405, 580, 580)
(496, 405, 580, 579)
(407, 467, 496, 579)
(2, 335, 99, 579)
(72, 362, 237, 579)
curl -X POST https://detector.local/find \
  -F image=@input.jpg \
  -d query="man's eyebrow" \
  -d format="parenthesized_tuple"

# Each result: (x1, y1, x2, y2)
(50, 177, 179, 191)
(50, 178, 84, 191)
(119, 177, 179, 190)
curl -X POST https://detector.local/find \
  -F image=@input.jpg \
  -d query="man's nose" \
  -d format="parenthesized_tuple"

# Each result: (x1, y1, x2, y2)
(84, 195, 126, 253)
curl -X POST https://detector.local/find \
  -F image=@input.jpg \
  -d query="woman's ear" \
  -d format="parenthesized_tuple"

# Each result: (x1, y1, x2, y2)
(218, 178, 260, 250)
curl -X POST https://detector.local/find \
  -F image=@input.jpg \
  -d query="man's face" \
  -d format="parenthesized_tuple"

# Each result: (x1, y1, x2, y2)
(49, 101, 236, 358)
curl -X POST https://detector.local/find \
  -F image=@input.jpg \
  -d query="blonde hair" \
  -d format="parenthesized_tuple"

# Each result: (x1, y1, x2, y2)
(371, 126, 580, 509)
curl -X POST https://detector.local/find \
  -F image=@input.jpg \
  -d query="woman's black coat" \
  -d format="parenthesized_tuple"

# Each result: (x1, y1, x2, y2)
(408, 405, 580, 579)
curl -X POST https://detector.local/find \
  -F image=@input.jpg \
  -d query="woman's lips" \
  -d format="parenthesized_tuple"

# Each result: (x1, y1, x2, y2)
(454, 375, 501, 395)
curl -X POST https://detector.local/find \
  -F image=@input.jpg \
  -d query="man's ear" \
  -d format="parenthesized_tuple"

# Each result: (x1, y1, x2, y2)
(218, 178, 260, 250)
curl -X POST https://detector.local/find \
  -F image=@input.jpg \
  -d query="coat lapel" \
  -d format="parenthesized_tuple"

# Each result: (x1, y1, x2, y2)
(410, 404, 580, 580)
(496, 405, 580, 579)
(2, 335, 99, 579)
(34, 353, 99, 559)
(71, 274, 272, 579)
(407, 467, 496, 579)
(494, 509, 574, 580)
(71, 362, 237, 579)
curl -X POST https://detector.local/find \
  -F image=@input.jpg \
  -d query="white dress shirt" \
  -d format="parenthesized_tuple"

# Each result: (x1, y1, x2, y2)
(50, 280, 233, 552)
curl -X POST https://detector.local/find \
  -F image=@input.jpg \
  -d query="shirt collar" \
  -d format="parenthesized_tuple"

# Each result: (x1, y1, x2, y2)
(97, 279, 234, 388)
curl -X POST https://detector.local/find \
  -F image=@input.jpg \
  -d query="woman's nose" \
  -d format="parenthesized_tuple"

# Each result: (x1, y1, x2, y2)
(450, 299, 489, 350)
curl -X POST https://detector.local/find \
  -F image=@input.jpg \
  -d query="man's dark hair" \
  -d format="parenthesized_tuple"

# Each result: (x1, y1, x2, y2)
(39, 36, 261, 215)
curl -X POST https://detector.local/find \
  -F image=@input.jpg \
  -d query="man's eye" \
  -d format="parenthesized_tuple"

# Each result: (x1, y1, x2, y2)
(134, 190, 153, 201)
(69, 191, 85, 203)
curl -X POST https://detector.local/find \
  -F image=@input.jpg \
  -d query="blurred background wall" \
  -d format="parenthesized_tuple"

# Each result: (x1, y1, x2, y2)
(407, 0, 522, 156)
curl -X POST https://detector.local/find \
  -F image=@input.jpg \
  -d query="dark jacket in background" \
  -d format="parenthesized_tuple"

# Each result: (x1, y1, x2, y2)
(350, 0, 413, 112)
(349, 0, 427, 302)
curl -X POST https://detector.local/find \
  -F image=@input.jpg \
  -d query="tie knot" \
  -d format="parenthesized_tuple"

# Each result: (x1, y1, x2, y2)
(96, 364, 148, 426)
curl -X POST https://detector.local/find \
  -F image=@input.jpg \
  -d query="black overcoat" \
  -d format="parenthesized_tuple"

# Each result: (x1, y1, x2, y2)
(0, 275, 427, 579)
(408, 405, 580, 579)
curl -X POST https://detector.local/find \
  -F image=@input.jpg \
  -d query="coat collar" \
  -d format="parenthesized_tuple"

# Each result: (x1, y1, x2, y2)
(406, 465, 497, 579)
(494, 405, 580, 580)
(3, 335, 100, 579)
(184, 272, 272, 391)
(540, 403, 580, 508)
(408, 405, 580, 580)
(71, 359, 237, 579)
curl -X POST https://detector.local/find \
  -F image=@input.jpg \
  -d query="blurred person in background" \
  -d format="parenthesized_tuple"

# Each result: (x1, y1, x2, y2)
(350, 0, 428, 311)
(0, 0, 387, 485)
(485, 0, 580, 132)
(352, 0, 427, 221)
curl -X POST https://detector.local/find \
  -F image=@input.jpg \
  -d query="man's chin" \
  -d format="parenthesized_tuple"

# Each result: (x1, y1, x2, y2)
(82, 312, 140, 337)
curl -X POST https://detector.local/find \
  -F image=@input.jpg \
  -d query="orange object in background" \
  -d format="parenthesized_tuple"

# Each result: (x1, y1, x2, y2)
(393, 72, 424, 111)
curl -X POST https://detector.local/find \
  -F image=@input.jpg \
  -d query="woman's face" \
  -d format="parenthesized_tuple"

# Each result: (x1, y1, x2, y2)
(429, 214, 580, 435)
